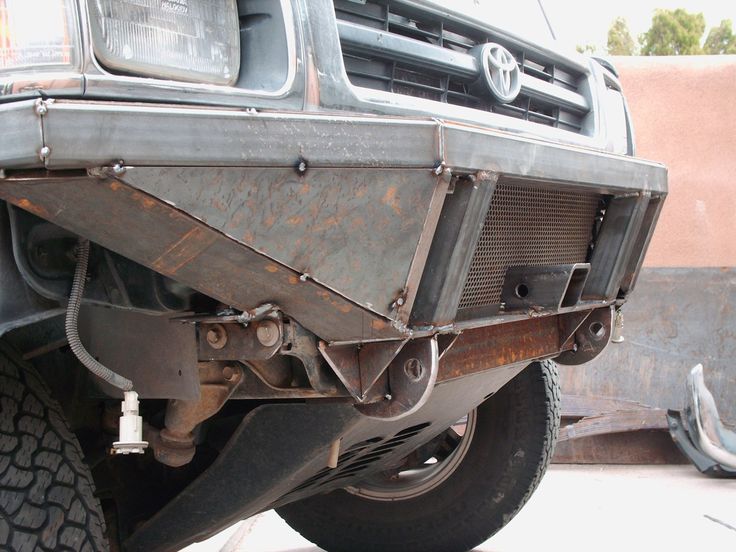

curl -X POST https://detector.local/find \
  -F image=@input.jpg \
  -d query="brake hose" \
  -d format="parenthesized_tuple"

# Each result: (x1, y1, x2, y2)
(65, 239, 134, 391)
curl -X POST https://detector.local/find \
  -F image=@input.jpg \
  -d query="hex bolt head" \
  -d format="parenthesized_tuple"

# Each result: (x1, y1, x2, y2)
(222, 365, 236, 382)
(34, 100, 48, 116)
(39, 146, 51, 161)
(256, 320, 281, 347)
(206, 324, 228, 350)
(403, 358, 425, 382)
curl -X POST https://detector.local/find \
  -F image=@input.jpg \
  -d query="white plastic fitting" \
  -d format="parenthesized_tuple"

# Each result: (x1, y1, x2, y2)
(112, 391, 148, 455)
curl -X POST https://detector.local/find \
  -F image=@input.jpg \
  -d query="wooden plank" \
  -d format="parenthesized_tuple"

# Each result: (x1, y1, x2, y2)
(559, 409, 669, 442)
(561, 393, 655, 418)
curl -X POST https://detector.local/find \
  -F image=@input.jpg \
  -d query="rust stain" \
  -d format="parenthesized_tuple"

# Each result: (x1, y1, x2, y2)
(438, 316, 564, 382)
(371, 320, 388, 330)
(109, 181, 122, 191)
(131, 191, 157, 210)
(15, 198, 50, 219)
(152, 226, 216, 275)
(264, 264, 279, 273)
(211, 198, 227, 213)
(264, 214, 276, 228)
(381, 186, 402, 216)
(227, 211, 244, 230)
(335, 303, 352, 314)
(287, 215, 304, 225)
(322, 216, 338, 228)
(288, 275, 300, 285)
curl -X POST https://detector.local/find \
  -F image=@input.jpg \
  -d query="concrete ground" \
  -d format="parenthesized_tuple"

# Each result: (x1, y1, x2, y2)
(183, 465, 736, 552)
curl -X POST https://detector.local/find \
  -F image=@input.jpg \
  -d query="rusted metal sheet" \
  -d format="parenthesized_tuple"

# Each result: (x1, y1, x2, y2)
(0, 174, 403, 342)
(122, 167, 447, 317)
(438, 315, 570, 382)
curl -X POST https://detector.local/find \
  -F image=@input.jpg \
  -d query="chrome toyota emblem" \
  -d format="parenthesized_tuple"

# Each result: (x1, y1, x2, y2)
(479, 43, 521, 103)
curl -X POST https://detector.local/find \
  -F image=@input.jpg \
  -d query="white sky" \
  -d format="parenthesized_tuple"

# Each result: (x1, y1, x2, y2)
(543, 0, 736, 53)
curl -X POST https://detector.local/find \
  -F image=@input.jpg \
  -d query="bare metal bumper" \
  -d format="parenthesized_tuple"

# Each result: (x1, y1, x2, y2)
(0, 99, 666, 194)
(0, 99, 667, 343)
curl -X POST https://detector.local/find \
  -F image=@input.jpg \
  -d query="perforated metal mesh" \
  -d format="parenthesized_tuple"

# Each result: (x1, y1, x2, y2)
(458, 182, 600, 310)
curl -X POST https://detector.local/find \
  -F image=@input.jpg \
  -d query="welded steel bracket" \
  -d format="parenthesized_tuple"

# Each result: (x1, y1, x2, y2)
(357, 337, 438, 421)
(501, 263, 590, 312)
(556, 306, 613, 366)
(319, 339, 408, 401)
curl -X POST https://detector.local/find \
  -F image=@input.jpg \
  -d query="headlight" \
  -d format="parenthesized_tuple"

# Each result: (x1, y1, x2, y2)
(0, 0, 80, 74)
(87, 0, 240, 86)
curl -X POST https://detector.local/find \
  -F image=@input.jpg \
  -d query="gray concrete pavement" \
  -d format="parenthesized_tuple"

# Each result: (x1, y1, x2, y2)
(183, 465, 736, 552)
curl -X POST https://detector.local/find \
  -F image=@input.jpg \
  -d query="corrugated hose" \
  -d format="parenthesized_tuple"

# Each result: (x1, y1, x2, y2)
(65, 239, 134, 392)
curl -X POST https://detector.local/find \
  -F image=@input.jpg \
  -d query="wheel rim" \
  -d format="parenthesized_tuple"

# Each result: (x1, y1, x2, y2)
(346, 409, 478, 501)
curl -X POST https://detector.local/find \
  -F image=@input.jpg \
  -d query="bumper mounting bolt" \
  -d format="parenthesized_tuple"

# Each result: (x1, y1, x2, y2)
(206, 324, 228, 350)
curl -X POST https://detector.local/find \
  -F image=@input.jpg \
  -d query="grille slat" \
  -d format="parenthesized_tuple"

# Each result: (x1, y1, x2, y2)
(458, 183, 600, 311)
(335, 0, 588, 135)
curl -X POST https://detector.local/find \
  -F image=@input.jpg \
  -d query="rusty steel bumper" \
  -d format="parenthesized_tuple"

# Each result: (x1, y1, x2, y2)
(0, 99, 667, 343)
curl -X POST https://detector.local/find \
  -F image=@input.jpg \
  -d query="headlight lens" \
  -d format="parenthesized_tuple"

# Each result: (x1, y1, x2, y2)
(87, 0, 240, 86)
(0, 0, 80, 73)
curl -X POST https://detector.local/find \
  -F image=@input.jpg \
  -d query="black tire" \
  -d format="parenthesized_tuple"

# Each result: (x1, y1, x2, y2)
(277, 360, 561, 552)
(0, 342, 108, 551)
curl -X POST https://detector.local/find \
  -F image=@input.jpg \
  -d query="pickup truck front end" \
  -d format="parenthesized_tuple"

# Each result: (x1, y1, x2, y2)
(0, 2, 666, 551)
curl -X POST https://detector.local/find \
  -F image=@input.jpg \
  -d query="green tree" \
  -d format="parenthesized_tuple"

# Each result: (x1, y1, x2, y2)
(640, 9, 705, 55)
(607, 17, 636, 55)
(576, 44, 598, 55)
(703, 19, 736, 54)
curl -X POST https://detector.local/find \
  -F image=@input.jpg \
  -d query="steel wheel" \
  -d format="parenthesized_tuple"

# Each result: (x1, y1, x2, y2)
(278, 361, 561, 552)
(347, 410, 478, 501)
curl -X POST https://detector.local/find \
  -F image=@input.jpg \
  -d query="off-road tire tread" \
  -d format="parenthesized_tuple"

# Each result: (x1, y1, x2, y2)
(278, 360, 560, 552)
(0, 342, 108, 551)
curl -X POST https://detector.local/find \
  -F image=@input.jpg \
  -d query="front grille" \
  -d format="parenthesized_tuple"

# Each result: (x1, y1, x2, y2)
(458, 182, 601, 311)
(334, 0, 589, 134)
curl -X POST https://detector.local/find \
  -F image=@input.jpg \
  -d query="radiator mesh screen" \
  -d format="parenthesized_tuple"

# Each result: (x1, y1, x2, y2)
(458, 183, 600, 310)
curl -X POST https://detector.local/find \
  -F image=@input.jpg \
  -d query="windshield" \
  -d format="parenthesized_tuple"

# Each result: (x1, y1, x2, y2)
(424, 0, 556, 44)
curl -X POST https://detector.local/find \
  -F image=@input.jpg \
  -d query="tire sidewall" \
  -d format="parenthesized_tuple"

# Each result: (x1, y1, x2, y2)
(278, 361, 560, 552)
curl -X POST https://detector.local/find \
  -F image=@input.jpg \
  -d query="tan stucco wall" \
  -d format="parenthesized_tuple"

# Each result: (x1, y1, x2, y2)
(614, 55, 736, 267)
